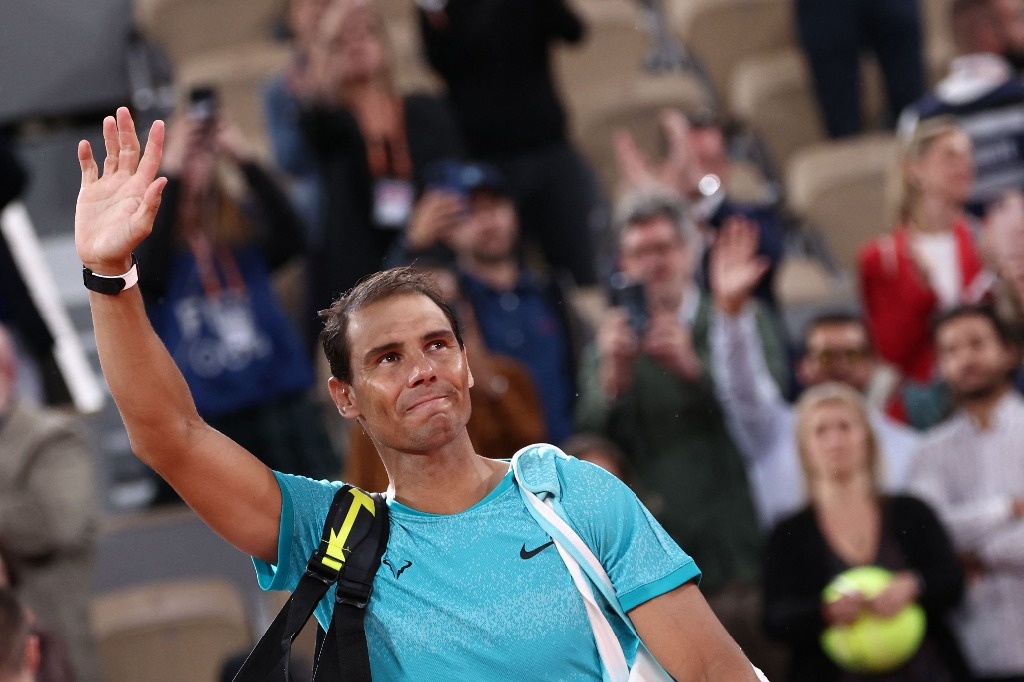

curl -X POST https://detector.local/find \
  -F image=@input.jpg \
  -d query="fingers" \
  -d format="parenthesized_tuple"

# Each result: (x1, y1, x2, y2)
(137, 119, 165, 184)
(116, 107, 142, 174)
(127, 176, 168, 246)
(78, 140, 98, 184)
(102, 116, 119, 176)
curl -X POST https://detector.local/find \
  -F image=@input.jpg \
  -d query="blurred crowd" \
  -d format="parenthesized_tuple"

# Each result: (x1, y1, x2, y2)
(3, 0, 1024, 679)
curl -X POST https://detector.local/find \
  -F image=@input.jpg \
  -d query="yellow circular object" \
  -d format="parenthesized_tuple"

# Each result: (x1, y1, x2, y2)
(820, 566, 927, 673)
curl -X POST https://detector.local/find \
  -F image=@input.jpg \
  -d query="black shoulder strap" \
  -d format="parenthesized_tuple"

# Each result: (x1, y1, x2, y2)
(233, 485, 389, 682)
(312, 489, 389, 681)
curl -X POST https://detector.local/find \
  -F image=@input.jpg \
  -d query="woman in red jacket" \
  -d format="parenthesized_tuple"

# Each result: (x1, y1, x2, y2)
(858, 117, 986, 383)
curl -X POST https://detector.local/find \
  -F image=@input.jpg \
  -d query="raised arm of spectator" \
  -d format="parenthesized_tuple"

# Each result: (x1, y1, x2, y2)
(709, 217, 788, 461)
(75, 108, 282, 565)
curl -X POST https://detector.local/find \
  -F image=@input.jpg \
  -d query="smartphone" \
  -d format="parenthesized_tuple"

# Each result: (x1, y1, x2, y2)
(610, 279, 648, 337)
(188, 85, 218, 122)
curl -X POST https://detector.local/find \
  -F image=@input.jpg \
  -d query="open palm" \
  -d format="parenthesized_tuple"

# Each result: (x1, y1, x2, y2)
(75, 107, 166, 273)
(710, 216, 769, 315)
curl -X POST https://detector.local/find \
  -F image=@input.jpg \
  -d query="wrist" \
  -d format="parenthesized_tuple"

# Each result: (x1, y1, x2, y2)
(83, 256, 135, 276)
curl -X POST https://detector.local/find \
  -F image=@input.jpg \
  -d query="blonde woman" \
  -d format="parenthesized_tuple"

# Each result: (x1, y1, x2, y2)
(762, 383, 972, 681)
(859, 117, 986, 384)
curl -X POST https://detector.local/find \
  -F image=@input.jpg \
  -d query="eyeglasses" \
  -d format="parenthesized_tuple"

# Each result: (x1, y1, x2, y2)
(808, 347, 871, 365)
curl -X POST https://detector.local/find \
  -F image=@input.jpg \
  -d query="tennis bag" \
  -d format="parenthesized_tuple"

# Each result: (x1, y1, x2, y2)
(233, 485, 390, 682)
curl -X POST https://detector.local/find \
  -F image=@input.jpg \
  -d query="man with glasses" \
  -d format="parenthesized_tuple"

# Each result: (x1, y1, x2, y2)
(709, 220, 920, 529)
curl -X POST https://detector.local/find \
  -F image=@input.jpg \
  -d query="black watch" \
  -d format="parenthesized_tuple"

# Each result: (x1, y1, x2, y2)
(82, 255, 139, 295)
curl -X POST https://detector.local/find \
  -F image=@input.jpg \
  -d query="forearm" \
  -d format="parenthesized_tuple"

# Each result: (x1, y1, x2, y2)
(710, 307, 786, 458)
(240, 162, 305, 268)
(89, 286, 206, 470)
(978, 521, 1024, 571)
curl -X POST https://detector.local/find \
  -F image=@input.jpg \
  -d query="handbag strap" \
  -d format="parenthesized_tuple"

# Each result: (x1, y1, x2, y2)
(232, 485, 389, 682)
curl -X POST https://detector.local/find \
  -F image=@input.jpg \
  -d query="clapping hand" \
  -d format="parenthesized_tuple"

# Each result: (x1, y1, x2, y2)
(75, 108, 166, 275)
(869, 571, 920, 619)
(710, 216, 769, 316)
(613, 108, 703, 197)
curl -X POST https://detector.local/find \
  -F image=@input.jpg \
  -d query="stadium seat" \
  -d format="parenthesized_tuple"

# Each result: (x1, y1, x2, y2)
(785, 133, 901, 273)
(672, 0, 796, 108)
(555, 14, 652, 134)
(731, 48, 888, 166)
(133, 0, 284, 69)
(92, 577, 253, 682)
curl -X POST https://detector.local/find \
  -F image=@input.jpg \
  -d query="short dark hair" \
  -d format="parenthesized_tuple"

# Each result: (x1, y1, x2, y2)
(319, 267, 464, 383)
(0, 589, 29, 675)
(802, 311, 873, 351)
(933, 304, 1016, 347)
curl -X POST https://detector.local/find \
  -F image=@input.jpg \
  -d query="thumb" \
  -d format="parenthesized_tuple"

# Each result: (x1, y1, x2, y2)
(127, 177, 167, 247)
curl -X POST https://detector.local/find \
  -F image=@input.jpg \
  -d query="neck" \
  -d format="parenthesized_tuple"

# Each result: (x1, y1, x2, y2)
(961, 383, 1011, 430)
(379, 431, 509, 514)
(911, 195, 959, 234)
(460, 256, 519, 292)
(812, 469, 876, 508)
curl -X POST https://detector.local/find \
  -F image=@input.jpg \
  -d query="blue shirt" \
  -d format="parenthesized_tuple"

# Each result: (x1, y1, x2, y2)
(254, 455, 699, 681)
(460, 270, 575, 443)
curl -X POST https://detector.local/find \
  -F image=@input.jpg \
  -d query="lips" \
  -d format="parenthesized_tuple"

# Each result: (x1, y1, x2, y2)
(403, 393, 451, 413)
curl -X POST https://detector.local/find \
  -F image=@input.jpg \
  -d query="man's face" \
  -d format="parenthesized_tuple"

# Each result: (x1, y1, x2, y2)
(330, 293, 474, 454)
(937, 315, 1017, 401)
(798, 323, 876, 392)
(453, 192, 518, 263)
(618, 217, 692, 312)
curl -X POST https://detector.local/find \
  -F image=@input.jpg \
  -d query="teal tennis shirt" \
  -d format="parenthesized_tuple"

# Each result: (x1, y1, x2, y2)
(254, 455, 700, 681)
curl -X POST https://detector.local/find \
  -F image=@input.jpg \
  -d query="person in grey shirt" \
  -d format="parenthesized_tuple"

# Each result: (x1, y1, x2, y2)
(708, 219, 920, 529)
(909, 304, 1024, 680)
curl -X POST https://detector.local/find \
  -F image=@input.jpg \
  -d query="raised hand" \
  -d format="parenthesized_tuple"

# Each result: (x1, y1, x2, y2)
(709, 215, 769, 316)
(75, 107, 167, 275)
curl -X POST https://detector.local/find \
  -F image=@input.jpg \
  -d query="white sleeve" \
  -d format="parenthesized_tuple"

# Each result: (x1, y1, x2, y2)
(709, 305, 789, 463)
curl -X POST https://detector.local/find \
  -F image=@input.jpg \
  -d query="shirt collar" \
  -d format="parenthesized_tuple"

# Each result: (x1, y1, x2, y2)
(938, 53, 1014, 104)
(960, 388, 1021, 432)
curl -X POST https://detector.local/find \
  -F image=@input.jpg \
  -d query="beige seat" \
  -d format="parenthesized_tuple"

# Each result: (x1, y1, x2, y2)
(921, 0, 956, 84)
(731, 48, 889, 166)
(133, 0, 285, 68)
(576, 73, 712, 194)
(785, 133, 901, 274)
(672, 0, 796, 108)
(555, 16, 652, 135)
(92, 577, 253, 682)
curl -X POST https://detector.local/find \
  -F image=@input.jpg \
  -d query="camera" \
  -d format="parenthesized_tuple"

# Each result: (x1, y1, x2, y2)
(609, 275, 648, 337)
(188, 85, 218, 123)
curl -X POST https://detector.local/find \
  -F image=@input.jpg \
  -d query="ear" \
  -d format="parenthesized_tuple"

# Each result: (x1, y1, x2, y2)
(328, 376, 362, 420)
(24, 631, 40, 674)
(795, 356, 812, 386)
(463, 346, 475, 389)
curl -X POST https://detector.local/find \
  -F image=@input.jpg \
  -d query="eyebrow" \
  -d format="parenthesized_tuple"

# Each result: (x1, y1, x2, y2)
(362, 329, 456, 363)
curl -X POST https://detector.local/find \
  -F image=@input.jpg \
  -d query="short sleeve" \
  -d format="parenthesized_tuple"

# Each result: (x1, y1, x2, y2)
(554, 457, 701, 612)
(253, 472, 342, 592)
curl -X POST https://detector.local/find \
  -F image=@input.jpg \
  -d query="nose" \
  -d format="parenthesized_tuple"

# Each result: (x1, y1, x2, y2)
(406, 352, 438, 387)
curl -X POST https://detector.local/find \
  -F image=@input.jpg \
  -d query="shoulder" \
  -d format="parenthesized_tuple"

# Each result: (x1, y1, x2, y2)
(5, 401, 81, 444)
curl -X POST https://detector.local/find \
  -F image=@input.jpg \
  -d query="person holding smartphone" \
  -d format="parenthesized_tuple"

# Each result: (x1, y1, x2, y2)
(576, 190, 789, 679)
